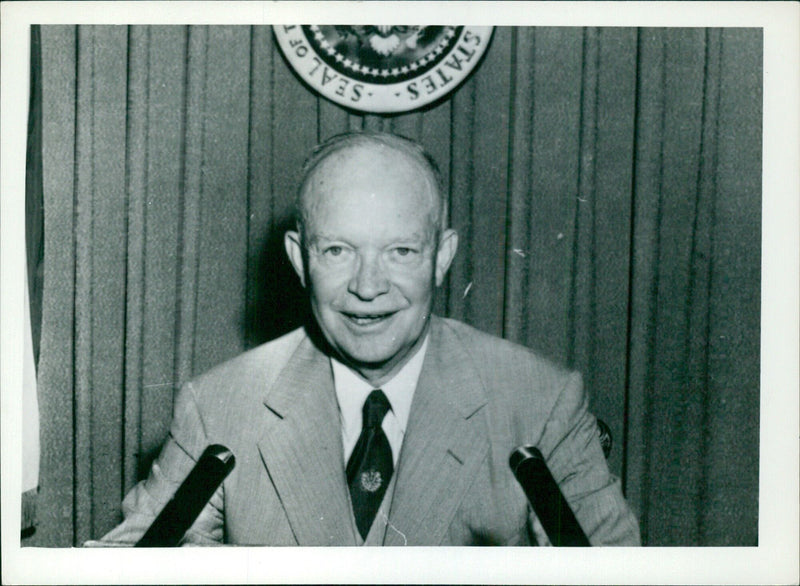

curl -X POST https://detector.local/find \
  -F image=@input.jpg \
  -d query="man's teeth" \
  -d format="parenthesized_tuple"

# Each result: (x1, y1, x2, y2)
(347, 313, 390, 323)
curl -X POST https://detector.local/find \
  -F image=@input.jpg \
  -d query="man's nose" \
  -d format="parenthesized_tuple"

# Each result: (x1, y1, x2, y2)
(348, 253, 390, 300)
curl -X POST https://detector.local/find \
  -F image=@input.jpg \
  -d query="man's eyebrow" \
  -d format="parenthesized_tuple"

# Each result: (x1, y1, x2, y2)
(306, 233, 341, 244)
(308, 231, 432, 242)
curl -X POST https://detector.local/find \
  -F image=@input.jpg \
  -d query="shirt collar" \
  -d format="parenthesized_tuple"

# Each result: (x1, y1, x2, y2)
(331, 334, 429, 434)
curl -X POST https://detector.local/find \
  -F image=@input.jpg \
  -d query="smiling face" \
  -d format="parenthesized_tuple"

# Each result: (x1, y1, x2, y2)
(285, 141, 458, 386)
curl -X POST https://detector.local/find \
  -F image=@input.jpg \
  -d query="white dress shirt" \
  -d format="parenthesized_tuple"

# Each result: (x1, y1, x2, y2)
(331, 336, 429, 466)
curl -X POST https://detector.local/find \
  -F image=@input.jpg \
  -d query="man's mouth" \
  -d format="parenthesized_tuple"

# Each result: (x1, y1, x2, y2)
(341, 311, 395, 326)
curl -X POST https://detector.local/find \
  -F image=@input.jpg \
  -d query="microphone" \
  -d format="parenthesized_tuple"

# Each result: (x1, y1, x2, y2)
(509, 445, 590, 546)
(136, 444, 235, 547)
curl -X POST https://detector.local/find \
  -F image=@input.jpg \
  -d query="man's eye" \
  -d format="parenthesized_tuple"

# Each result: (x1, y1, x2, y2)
(320, 245, 352, 262)
(390, 247, 418, 262)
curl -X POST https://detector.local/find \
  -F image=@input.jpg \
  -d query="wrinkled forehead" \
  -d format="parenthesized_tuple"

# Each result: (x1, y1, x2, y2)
(299, 142, 441, 224)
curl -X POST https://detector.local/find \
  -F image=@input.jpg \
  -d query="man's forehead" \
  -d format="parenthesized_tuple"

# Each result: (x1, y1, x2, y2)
(304, 194, 438, 241)
(301, 145, 438, 214)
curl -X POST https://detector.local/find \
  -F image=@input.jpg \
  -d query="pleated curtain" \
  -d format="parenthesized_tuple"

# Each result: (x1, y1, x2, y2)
(26, 26, 761, 546)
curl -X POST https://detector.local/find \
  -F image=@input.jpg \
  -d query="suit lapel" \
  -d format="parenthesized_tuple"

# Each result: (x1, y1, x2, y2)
(385, 317, 489, 545)
(257, 334, 356, 546)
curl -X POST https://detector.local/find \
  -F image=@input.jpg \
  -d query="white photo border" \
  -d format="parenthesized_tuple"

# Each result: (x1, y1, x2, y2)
(2, 2, 798, 584)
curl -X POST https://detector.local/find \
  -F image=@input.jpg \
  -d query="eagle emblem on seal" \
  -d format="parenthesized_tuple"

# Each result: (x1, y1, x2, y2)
(333, 26, 428, 57)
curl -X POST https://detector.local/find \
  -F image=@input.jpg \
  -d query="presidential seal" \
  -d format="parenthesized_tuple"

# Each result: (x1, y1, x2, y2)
(273, 26, 493, 114)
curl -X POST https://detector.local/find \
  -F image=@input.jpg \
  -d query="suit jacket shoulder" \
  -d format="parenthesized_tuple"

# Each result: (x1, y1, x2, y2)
(190, 327, 306, 400)
(186, 327, 306, 426)
(434, 316, 575, 428)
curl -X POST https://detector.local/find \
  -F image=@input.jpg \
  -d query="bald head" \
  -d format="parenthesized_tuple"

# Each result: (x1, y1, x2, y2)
(296, 131, 447, 240)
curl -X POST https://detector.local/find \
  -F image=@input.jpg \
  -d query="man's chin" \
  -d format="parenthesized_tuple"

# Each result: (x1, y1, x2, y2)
(337, 349, 396, 371)
(333, 343, 407, 377)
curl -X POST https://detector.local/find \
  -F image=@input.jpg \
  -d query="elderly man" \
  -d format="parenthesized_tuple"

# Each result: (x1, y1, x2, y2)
(99, 131, 640, 546)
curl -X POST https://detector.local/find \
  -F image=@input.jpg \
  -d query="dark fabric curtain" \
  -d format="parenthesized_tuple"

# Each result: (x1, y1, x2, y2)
(25, 26, 761, 546)
(23, 24, 45, 536)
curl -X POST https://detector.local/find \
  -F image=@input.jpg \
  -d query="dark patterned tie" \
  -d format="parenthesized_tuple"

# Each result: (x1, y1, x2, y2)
(346, 389, 393, 539)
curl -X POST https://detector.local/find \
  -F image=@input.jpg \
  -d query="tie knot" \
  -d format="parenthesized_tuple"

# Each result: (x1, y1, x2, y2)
(363, 389, 391, 428)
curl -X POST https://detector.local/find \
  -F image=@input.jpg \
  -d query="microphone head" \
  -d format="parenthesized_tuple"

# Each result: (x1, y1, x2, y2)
(204, 444, 235, 469)
(509, 445, 544, 475)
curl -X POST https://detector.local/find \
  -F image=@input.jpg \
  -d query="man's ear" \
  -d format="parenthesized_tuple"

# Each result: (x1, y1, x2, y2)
(434, 228, 459, 287)
(284, 230, 306, 288)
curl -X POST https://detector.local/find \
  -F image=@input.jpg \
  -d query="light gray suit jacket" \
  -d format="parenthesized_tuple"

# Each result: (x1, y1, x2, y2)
(101, 316, 640, 546)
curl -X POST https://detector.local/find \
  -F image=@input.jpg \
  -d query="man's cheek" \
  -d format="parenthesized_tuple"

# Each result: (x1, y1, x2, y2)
(309, 267, 349, 293)
(392, 269, 435, 297)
